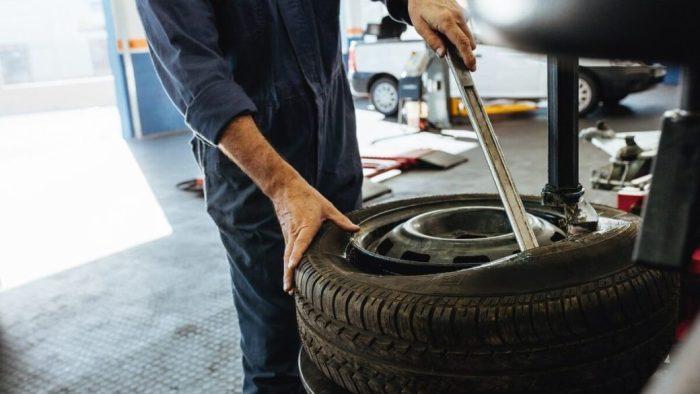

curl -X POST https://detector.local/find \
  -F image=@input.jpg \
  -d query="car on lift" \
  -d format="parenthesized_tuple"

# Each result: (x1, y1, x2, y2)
(348, 39, 666, 117)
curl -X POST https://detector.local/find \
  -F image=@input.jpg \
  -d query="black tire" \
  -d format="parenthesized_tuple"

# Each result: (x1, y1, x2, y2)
(603, 94, 629, 107)
(579, 72, 601, 117)
(295, 194, 679, 394)
(369, 77, 399, 116)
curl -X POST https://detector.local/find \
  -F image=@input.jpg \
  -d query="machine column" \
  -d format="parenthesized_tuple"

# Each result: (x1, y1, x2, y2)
(542, 56, 584, 204)
(541, 56, 598, 231)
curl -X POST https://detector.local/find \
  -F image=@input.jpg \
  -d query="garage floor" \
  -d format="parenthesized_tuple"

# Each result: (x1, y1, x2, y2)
(0, 85, 678, 392)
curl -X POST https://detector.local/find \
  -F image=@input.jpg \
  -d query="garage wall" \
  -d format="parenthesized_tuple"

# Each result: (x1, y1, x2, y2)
(103, 0, 186, 139)
(0, 0, 116, 115)
(104, 0, 393, 139)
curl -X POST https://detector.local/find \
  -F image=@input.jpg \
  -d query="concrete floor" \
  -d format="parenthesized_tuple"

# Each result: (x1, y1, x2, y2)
(0, 85, 678, 392)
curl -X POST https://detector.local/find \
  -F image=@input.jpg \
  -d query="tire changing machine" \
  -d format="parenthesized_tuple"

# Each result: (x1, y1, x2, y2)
(300, 1, 700, 391)
(300, 23, 596, 394)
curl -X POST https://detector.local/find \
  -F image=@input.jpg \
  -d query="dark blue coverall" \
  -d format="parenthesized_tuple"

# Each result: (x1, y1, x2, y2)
(136, 0, 410, 392)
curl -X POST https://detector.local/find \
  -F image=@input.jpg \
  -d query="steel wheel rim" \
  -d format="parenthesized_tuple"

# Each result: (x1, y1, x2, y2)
(349, 200, 566, 274)
(579, 77, 593, 112)
(372, 82, 398, 113)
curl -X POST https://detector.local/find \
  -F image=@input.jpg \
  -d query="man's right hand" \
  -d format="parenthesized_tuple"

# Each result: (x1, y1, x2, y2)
(218, 115, 359, 296)
(269, 178, 360, 295)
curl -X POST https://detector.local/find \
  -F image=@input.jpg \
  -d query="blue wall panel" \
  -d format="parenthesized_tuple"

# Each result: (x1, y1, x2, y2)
(132, 53, 187, 136)
(102, 0, 133, 138)
(103, 0, 188, 138)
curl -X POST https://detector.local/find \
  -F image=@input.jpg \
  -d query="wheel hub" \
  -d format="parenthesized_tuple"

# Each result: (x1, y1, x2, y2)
(579, 78, 592, 111)
(349, 202, 565, 274)
(373, 83, 397, 113)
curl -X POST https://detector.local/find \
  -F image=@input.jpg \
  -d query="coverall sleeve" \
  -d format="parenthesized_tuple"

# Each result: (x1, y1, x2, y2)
(136, 0, 257, 146)
(383, 0, 412, 25)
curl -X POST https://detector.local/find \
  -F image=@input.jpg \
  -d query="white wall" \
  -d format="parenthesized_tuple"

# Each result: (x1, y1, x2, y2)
(0, 0, 114, 114)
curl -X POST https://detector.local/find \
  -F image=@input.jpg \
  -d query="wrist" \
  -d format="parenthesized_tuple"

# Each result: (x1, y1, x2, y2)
(264, 167, 306, 201)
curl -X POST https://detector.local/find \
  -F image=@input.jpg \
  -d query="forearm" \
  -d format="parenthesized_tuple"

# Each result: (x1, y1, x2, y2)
(218, 115, 359, 294)
(217, 115, 302, 199)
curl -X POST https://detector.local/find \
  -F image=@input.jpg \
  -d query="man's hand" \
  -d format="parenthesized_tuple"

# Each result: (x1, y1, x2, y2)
(408, 0, 477, 71)
(218, 115, 359, 295)
(269, 178, 360, 295)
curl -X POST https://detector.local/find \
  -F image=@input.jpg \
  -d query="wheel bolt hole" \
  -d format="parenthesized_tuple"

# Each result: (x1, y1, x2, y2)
(377, 239, 394, 255)
(400, 251, 431, 262)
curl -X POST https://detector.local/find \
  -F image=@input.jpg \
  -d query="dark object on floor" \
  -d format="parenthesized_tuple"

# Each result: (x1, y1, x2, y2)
(296, 194, 679, 393)
(176, 178, 204, 197)
(416, 149, 467, 169)
(361, 178, 392, 202)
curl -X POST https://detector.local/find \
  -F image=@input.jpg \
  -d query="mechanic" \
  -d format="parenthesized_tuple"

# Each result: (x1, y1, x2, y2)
(136, 0, 476, 392)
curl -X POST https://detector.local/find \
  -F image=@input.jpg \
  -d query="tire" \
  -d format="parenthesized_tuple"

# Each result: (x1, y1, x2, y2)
(370, 77, 399, 116)
(603, 94, 628, 107)
(579, 72, 600, 117)
(295, 194, 679, 394)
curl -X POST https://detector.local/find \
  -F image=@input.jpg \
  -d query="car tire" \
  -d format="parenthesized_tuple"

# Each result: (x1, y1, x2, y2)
(370, 77, 399, 116)
(295, 194, 679, 393)
(603, 94, 629, 107)
(579, 72, 601, 117)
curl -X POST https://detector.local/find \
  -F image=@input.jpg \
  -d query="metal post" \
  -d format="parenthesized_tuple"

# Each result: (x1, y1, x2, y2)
(541, 56, 598, 231)
(542, 56, 583, 203)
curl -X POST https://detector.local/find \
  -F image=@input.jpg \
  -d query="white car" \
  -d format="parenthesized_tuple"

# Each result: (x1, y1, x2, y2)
(349, 39, 666, 117)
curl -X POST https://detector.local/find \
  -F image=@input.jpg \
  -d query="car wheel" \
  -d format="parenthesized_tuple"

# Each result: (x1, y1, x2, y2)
(296, 194, 679, 393)
(578, 72, 600, 117)
(603, 93, 629, 107)
(370, 77, 399, 116)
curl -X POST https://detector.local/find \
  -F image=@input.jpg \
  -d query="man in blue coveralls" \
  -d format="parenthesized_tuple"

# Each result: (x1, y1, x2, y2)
(137, 0, 476, 392)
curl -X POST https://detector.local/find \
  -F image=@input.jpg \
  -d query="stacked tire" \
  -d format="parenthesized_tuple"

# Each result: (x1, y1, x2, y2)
(295, 195, 679, 393)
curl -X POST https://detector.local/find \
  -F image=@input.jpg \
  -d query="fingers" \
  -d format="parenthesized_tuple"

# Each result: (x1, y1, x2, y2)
(414, 17, 447, 57)
(439, 19, 477, 71)
(284, 225, 317, 295)
(458, 19, 477, 50)
(288, 226, 316, 270)
(328, 210, 361, 233)
(282, 224, 299, 293)
(283, 262, 295, 296)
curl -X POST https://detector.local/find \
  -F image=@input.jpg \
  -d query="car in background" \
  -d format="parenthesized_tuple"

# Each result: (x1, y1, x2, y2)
(349, 39, 666, 117)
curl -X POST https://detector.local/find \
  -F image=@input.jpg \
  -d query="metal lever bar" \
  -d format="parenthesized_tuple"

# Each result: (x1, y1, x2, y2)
(444, 48, 539, 251)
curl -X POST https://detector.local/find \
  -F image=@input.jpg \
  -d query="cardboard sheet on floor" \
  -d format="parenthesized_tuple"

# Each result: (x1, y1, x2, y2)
(360, 131, 478, 157)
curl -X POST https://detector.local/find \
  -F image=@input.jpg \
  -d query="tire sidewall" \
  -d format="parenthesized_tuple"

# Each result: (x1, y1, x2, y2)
(578, 72, 600, 117)
(303, 194, 639, 298)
